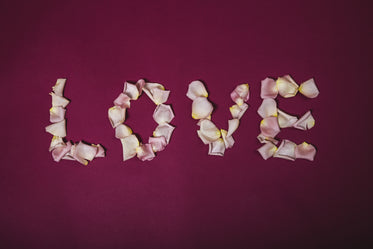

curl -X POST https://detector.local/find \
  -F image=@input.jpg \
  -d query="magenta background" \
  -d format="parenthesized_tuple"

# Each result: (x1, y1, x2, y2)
(0, 0, 372, 248)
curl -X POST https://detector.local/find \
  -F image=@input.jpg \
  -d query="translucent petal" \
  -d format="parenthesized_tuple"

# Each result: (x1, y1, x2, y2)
(51, 92, 70, 107)
(120, 135, 140, 161)
(221, 129, 235, 148)
(75, 141, 98, 161)
(49, 106, 66, 123)
(293, 111, 315, 130)
(113, 93, 131, 108)
(148, 136, 167, 152)
(93, 144, 106, 158)
(295, 142, 316, 161)
(192, 97, 213, 120)
(115, 124, 132, 139)
(208, 138, 225, 156)
(153, 104, 174, 124)
(49, 136, 65, 152)
(123, 81, 140, 100)
(108, 106, 126, 128)
(199, 119, 221, 142)
(273, 139, 296, 161)
(257, 133, 279, 145)
(52, 78, 66, 96)
(136, 79, 146, 95)
(229, 103, 249, 119)
(45, 119, 66, 137)
(299, 78, 319, 98)
(257, 99, 277, 118)
(227, 119, 239, 137)
(260, 77, 278, 99)
(153, 123, 175, 144)
(276, 75, 299, 98)
(186, 80, 208, 100)
(260, 117, 280, 138)
(257, 143, 277, 160)
(143, 83, 169, 105)
(277, 109, 298, 128)
(136, 144, 156, 161)
(51, 141, 72, 162)
(230, 84, 249, 105)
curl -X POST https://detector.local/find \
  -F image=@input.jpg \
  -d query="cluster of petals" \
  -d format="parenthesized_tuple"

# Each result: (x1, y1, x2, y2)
(187, 81, 249, 156)
(108, 79, 175, 162)
(257, 75, 319, 161)
(45, 79, 105, 165)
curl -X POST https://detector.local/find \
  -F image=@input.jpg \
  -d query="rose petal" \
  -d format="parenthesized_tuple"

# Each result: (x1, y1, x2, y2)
(277, 109, 298, 128)
(51, 92, 69, 107)
(186, 80, 208, 100)
(123, 81, 140, 100)
(299, 78, 319, 98)
(257, 99, 277, 118)
(208, 138, 225, 156)
(148, 136, 167, 152)
(76, 141, 98, 161)
(136, 79, 146, 95)
(197, 130, 211, 145)
(257, 133, 279, 145)
(114, 93, 131, 108)
(120, 134, 140, 161)
(276, 75, 299, 98)
(221, 129, 235, 148)
(230, 84, 249, 105)
(143, 83, 170, 105)
(68, 144, 87, 165)
(295, 142, 316, 161)
(260, 117, 280, 138)
(93, 144, 106, 158)
(45, 119, 66, 137)
(49, 136, 65, 152)
(227, 119, 239, 137)
(196, 116, 212, 126)
(153, 123, 175, 144)
(273, 139, 296, 161)
(115, 124, 132, 139)
(192, 97, 213, 120)
(229, 103, 249, 119)
(257, 143, 277, 160)
(52, 78, 66, 96)
(49, 106, 66, 123)
(136, 143, 156, 161)
(51, 141, 72, 162)
(153, 104, 174, 124)
(199, 119, 221, 142)
(260, 77, 278, 99)
(293, 110, 315, 130)
(108, 106, 126, 128)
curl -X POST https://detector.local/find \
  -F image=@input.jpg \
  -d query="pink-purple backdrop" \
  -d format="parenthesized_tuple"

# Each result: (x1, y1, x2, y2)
(1, 0, 371, 248)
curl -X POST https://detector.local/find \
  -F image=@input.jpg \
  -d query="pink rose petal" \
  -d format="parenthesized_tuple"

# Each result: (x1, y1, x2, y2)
(257, 143, 277, 160)
(153, 104, 175, 124)
(50, 92, 70, 108)
(257, 133, 279, 145)
(277, 109, 298, 128)
(230, 84, 249, 105)
(49, 136, 65, 152)
(273, 139, 296, 161)
(123, 81, 140, 100)
(221, 129, 235, 148)
(49, 106, 66, 123)
(45, 119, 66, 137)
(260, 77, 278, 99)
(299, 78, 319, 98)
(260, 117, 280, 138)
(293, 110, 315, 130)
(208, 138, 225, 156)
(187, 80, 208, 100)
(108, 106, 126, 128)
(192, 97, 213, 120)
(136, 79, 146, 95)
(229, 103, 249, 119)
(295, 142, 316, 161)
(148, 136, 167, 152)
(257, 98, 277, 118)
(52, 78, 66, 96)
(153, 123, 175, 144)
(137, 143, 156, 161)
(276, 75, 299, 98)
(114, 93, 131, 108)
(51, 141, 72, 162)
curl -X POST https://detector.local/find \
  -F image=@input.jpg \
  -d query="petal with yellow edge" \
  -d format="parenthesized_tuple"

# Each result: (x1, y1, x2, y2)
(260, 117, 280, 138)
(137, 144, 156, 161)
(260, 77, 278, 99)
(115, 124, 132, 139)
(192, 97, 213, 120)
(120, 135, 140, 161)
(199, 119, 221, 142)
(123, 81, 140, 100)
(273, 139, 296, 161)
(229, 103, 248, 119)
(186, 80, 208, 100)
(299, 78, 319, 98)
(257, 143, 277, 160)
(148, 136, 167, 152)
(50, 106, 66, 123)
(276, 75, 299, 98)
(208, 138, 225, 156)
(257, 98, 277, 118)
(293, 111, 315, 130)
(230, 84, 249, 105)
(295, 142, 316, 161)
(108, 106, 126, 128)
(277, 109, 298, 128)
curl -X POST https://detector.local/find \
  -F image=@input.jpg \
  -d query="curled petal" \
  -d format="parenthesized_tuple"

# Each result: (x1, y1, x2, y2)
(153, 104, 174, 124)
(51, 141, 72, 162)
(45, 119, 66, 137)
(260, 117, 280, 138)
(277, 109, 298, 128)
(221, 129, 235, 148)
(208, 138, 225, 156)
(257, 133, 279, 145)
(123, 81, 140, 100)
(49, 136, 65, 152)
(143, 83, 170, 105)
(136, 143, 156, 161)
(192, 97, 213, 120)
(257, 99, 277, 118)
(197, 130, 211, 145)
(51, 92, 69, 107)
(273, 139, 296, 161)
(257, 143, 277, 160)
(295, 142, 316, 161)
(108, 106, 126, 128)
(115, 124, 132, 139)
(49, 106, 66, 123)
(153, 123, 175, 144)
(52, 78, 66, 96)
(230, 84, 249, 105)
(260, 77, 278, 99)
(293, 111, 315, 130)
(120, 135, 140, 161)
(276, 75, 299, 98)
(199, 119, 221, 142)
(93, 144, 106, 158)
(227, 119, 239, 137)
(229, 103, 249, 119)
(148, 136, 167, 152)
(136, 79, 146, 95)
(299, 78, 319, 98)
(114, 93, 131, 108)
(187, 80, 208, 100)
